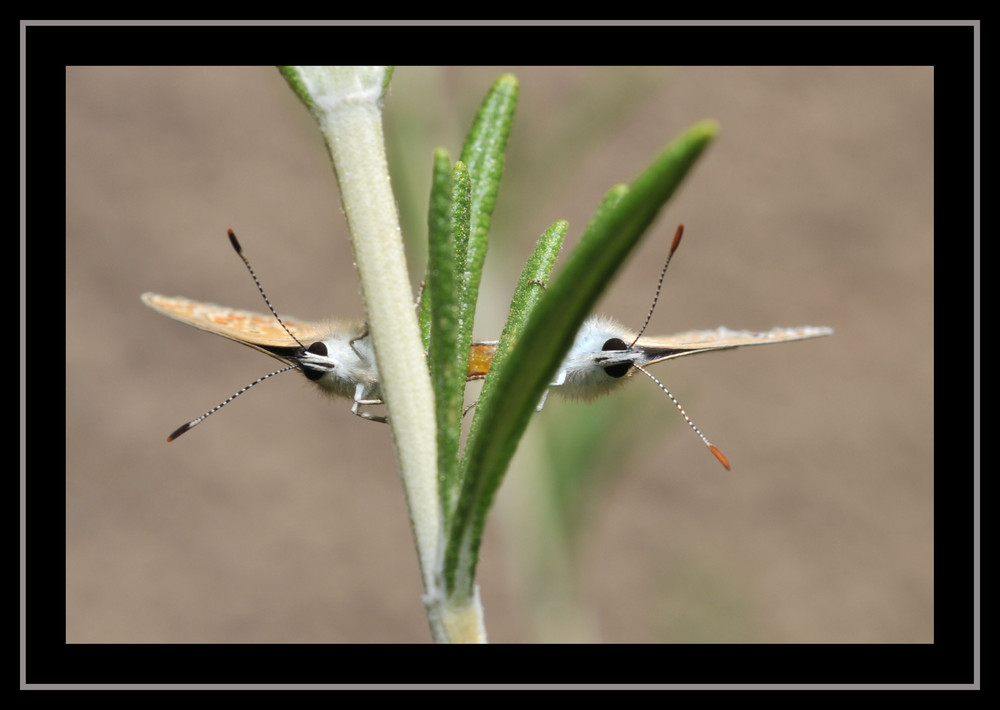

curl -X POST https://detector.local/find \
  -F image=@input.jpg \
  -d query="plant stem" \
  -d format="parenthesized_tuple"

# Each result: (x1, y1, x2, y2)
(280, 66, 445, 629)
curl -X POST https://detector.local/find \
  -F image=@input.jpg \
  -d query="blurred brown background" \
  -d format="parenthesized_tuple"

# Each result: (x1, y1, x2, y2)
(66, 66, 933, 643)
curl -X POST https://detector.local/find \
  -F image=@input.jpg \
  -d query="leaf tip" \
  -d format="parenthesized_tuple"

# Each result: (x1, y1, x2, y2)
(496, 73, 519, 88)
(692, 119, 721, 140)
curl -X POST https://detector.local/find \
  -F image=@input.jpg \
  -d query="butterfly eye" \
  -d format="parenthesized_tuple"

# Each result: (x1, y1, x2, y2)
(300, 341, 330, 381)
(600, 338, 631, 379)
(602, 362, 631, 379)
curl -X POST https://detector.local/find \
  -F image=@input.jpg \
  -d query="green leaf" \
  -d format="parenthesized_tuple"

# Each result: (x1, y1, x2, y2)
(455, 74, 518, 376)
(424, 150, 463, 522)
(443, 219, 567, 598)
(418, 150, 452, 348)
(435, 160, 473, 521)
(467, 219, 569, 462)
(421, 75, 518, 534)
(445, 119, 719, 601)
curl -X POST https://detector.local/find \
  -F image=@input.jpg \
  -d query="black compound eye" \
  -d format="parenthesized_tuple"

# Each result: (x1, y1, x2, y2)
(603, 362, 631, 379)
(601, 338, 630, 378)
(301, 341, 330, 381)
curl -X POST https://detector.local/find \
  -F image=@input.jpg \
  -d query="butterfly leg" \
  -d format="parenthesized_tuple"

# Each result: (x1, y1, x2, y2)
(352, 402, 388, 423)
(348, 327, 371, 360)
(352, 383, 388, 423)
(535, 368, 565, 411)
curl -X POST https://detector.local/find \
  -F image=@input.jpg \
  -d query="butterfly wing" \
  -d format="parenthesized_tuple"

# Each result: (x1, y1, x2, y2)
(635, 325, 833, 366)
(141, 293, 325, 364)
(145, 292, 502, 381)
(467, 342, 499, 380)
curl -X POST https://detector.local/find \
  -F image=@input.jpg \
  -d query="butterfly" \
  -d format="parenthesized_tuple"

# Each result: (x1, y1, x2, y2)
(141, 291, 385, 427)
(144, 228, 832, 467)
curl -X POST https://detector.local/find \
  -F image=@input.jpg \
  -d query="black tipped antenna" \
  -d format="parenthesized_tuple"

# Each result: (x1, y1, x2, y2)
(227, 229, 306, 349)
(633, 362, 731, 471)
(167, 230, 311, 441)
(167, 364, 299, 441)
(631, 224, 684, 347)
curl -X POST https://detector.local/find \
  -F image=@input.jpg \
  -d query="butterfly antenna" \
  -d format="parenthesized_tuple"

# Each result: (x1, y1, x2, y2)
(631, 224, 684, 347)
(227, 229, 306, 349)
(634, 363, 731, 470)
(167, 364, 299, 441)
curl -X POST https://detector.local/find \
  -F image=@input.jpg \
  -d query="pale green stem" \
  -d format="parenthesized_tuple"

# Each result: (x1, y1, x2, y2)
(286, 66, 437, 599)
(283, 66, 485, 643)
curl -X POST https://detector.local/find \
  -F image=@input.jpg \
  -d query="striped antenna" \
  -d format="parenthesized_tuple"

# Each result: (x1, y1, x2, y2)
(228, 229, 306, 349)
(634, 363, 731, 470)
(166, 230, 308, 441)
(630, 224, 684, 347)
(167, 364, 299, 441)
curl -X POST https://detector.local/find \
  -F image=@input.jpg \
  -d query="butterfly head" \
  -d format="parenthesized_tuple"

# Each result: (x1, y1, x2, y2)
(288, 326, 381, 400)
(553, 316, 646, 399)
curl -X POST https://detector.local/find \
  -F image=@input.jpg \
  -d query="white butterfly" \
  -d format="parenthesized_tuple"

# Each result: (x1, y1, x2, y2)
(474, 315, 832, 468)
(141, 291, 387, 433)
(550, 315, 831, 397)
(144, 228, 832, 467)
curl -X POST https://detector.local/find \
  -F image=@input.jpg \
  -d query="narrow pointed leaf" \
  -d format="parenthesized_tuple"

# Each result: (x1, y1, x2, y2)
(446, 120, 719, 599)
